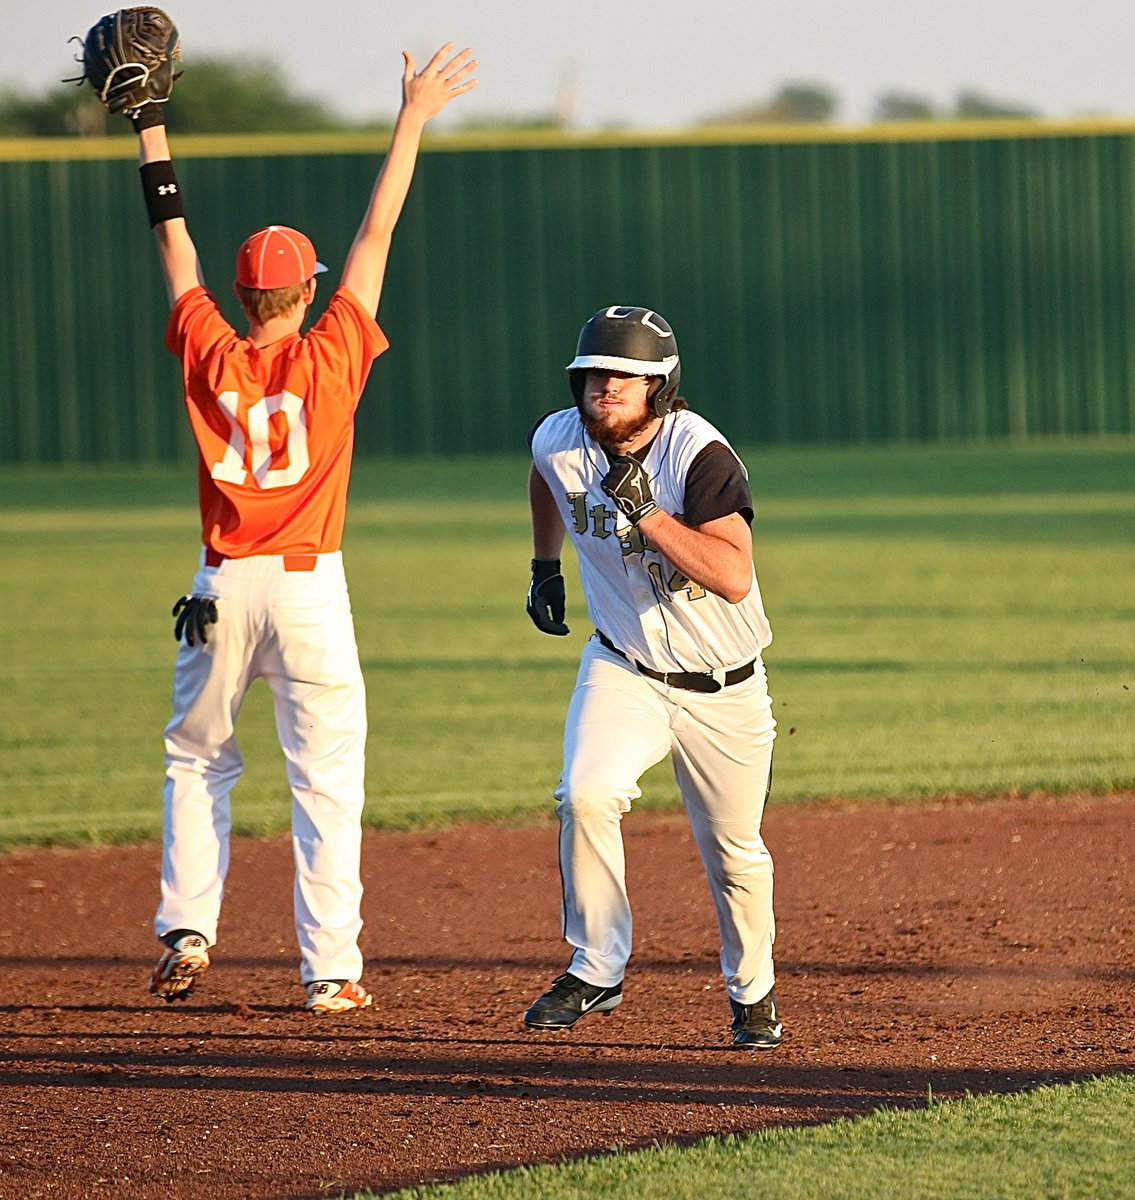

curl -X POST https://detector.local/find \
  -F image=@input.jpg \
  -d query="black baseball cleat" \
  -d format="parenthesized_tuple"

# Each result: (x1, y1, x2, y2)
(729, 988, 783, 1049)
(523, 972, 623, 1030)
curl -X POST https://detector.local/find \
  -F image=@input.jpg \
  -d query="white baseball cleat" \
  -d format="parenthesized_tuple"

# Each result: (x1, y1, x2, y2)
(149, 931, 210, 1002)
(305, 980, 373, 1013)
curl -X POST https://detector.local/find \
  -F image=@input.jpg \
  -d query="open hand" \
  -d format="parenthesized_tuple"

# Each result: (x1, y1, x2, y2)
(402, 44, 478, 122)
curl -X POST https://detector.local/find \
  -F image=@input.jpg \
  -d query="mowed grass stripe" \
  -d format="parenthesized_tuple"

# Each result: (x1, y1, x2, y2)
(0, 439, 1132, 849)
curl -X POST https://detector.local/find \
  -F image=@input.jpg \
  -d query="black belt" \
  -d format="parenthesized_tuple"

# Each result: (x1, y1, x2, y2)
(595, 631, 755, 694)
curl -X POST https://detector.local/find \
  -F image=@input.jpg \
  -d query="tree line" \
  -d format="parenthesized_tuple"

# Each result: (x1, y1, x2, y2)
(702, 82, 1039, 125)
(1, 56, 1046, 138)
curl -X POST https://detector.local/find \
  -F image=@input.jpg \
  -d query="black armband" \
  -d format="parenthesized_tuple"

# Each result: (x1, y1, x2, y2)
(138, 159, 186, 227)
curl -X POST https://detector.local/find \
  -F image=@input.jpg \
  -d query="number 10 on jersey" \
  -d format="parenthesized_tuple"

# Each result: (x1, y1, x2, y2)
(210, 389, 311, 489)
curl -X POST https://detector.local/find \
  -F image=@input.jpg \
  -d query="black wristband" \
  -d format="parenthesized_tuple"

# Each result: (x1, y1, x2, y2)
(129, 103, 167, 132)
(139, 159, 186, 227)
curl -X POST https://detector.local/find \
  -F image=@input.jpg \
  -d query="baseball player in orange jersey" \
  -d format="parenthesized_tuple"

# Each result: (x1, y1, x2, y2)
(523, 307, 783, 1048)
(131, 44, 477, 1011)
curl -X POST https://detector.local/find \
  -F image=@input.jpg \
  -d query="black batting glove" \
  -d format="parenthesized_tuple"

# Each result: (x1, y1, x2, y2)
(601, 455, 660, 525)
(171, 595, 218, 647)
(526, 558, 569, 636)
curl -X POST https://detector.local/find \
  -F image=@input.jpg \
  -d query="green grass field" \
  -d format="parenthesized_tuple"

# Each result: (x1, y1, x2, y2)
(374, 1075, 1135, 1200)
(0, 437, 1132, 1200)
(0, 438, 1131, 849)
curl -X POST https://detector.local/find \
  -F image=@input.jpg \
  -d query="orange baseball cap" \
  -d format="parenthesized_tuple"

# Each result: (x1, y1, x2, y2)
(235, 225, 328, 289)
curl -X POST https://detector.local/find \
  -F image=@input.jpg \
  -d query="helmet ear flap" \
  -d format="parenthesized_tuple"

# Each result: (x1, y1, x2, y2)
(647, 365, 681, 418)
(569, 371, 586, 404)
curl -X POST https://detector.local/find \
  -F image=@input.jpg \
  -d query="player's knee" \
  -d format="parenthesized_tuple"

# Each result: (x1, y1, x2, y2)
(712, 840, 773, 887)
(163, 733, 243, 780)
(555, 773, 631, 822)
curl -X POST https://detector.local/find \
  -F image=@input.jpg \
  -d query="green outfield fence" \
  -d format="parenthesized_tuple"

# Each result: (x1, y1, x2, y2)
(3, 118, 1135, 464)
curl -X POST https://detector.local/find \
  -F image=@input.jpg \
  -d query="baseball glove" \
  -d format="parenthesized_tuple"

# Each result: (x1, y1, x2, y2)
(68, 7, 182, 115)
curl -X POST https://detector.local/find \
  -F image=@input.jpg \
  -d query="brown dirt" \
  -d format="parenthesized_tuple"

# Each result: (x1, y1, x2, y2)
(1, 792, 1133, 1200)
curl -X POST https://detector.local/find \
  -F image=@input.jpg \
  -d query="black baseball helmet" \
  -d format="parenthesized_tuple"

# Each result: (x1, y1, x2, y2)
(566, 306, 682, 417)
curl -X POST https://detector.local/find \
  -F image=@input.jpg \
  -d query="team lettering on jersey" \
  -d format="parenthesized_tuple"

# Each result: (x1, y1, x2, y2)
(566, 491, 707, 602)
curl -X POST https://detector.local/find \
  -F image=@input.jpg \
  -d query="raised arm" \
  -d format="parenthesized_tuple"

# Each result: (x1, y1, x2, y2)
(67, 8, 201, 307)
(137, 121, 205, 306)
(341, 45, 478, 314)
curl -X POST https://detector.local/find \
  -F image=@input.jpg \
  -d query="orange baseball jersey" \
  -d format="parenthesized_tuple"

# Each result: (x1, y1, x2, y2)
(166, 286, 389, 558)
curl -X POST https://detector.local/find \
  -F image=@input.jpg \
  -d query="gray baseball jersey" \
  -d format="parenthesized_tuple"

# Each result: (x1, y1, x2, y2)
(530, 406, 772, 673)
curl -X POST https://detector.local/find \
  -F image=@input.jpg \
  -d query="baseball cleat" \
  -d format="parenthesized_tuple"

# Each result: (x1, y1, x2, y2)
(305, 980, 373, 1013)
(729, 988, 783, 1050)
(523, 971, 623, 1030)
(149, 931, 210, 1003)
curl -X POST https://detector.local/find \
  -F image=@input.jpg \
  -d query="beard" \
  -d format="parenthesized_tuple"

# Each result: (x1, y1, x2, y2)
(580, 403, 657, 448)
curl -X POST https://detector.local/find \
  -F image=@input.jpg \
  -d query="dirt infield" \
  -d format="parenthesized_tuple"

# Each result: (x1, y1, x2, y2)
(2, 792, 1133, 1200)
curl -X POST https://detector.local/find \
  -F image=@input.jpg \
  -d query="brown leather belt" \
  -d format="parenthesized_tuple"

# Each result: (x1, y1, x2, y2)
(205, 548, 317, 571)
(596, 630, 755, 694)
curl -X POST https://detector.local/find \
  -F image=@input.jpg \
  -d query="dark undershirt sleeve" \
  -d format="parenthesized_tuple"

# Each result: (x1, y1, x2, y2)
(682, 441, 754, 526)
(526, 410, 557, 451)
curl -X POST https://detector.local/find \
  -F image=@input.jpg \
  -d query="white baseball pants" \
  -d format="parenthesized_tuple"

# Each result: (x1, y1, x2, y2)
(156, 551, 367, 985)
(555, 636, 777, 1004)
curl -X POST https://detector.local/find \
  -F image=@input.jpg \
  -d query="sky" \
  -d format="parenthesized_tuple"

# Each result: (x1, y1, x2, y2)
(14, 0, 1135, 131)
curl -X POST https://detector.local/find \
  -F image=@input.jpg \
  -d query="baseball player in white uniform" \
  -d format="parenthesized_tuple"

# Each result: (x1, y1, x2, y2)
(523, 306, 783, 1048)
